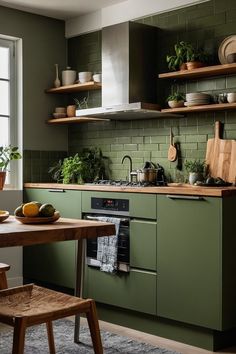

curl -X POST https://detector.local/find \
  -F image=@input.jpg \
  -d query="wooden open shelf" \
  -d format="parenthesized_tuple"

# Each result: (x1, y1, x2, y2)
(47, 117, 109, 124)
(158, 63, 236, 80)
(161, 102, 236, 114)
(45, 81, 101, 94)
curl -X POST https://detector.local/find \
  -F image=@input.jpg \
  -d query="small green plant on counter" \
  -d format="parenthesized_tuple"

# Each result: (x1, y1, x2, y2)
(61, 154, 82, 184)
(166, 92, 185, 102)
(48, 160, 63, 183)
(80, 147, 106, 183)
(184, 159, 205, 173)
(0, 145, 21, 171)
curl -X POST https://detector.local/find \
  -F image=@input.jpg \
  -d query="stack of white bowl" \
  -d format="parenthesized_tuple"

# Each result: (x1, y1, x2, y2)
(185, 93, 211, 107)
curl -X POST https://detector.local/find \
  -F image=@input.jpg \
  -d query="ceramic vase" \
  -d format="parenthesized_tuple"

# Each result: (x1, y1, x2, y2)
(189, 172, 203, 185)
(54, 64, 61, 88)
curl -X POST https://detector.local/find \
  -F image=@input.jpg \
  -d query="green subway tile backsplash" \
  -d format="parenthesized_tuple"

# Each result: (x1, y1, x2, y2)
(22, 0, 235, 184)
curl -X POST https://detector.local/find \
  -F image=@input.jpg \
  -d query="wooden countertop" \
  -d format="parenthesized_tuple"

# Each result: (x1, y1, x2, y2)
(24, 183, 236, 197)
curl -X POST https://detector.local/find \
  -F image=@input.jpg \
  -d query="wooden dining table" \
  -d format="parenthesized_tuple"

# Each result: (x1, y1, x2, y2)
(0, 215, 115, 343)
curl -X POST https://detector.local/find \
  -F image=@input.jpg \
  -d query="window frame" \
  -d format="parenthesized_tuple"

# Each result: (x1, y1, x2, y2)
(0, 36, 22, 190)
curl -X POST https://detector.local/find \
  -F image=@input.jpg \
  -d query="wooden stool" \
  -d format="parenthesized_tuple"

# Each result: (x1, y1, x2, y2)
(0, 263, 103, 354)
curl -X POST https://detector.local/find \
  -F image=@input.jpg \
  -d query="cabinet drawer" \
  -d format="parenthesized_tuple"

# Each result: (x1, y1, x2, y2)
(130, 219, 156, 271)
(82, 191, 156, 219)
(84, 267, 156, 315)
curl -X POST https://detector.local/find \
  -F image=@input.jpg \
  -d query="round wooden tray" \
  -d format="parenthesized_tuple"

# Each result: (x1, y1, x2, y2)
(0, 211, 9, 222)
(15, 211, 60, 224)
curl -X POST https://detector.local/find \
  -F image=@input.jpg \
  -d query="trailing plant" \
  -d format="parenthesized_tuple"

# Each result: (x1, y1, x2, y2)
(166, 92, 185, 102)
(184, 159, 205, 173)
(0, 145, 21, 171)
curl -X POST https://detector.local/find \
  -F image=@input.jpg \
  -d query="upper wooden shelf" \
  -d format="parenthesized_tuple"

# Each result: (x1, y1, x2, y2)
(47, 116, 109, 124)
(45, 81, 101, 94)
(161, 102, 236, 114)
(158, 63, 236, 80)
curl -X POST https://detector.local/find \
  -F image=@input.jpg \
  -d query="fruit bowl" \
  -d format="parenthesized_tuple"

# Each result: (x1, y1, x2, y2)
(0, 210, 9, 222)
(15, 211, 60, 224)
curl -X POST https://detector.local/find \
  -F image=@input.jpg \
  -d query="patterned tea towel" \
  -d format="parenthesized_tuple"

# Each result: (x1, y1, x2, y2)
(96, 217, 120, 273)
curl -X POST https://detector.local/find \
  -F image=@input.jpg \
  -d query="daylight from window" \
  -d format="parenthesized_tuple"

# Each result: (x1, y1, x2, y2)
(0, 44, 10, 147)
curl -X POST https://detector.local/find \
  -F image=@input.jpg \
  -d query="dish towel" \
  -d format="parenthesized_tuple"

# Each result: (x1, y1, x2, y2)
(96, 217, 120, 273)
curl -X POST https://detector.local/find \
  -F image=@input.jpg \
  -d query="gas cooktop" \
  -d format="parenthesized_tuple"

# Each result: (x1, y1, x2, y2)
(86, 180, 166, 187)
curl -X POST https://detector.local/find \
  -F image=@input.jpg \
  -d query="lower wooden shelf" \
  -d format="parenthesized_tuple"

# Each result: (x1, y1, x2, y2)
(47, 117, 109, 124)
(161, 102, 236, 114)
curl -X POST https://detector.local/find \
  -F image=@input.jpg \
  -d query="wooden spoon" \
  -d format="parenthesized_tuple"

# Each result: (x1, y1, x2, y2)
(168, 128, 177, 162)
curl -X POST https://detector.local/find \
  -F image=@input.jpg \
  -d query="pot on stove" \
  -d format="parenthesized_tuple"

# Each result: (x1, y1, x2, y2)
(136, 161, 157, 183)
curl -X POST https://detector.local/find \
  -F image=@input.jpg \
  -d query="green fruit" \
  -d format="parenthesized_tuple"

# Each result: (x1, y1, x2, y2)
(14, 205, 24, 217)
(39, 204, 55, 217)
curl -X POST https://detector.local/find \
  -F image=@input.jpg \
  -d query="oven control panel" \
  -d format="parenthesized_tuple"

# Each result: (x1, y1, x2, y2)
(91, 197, 129, 212)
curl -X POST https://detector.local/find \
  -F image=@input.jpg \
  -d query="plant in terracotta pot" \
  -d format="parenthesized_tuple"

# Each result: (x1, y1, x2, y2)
(184, 159, 205, 185)
(185, 42, 209, 70)
(167, 92, 185, 108)
(0, 145, 22, 189)
(166, 41, 188, 71)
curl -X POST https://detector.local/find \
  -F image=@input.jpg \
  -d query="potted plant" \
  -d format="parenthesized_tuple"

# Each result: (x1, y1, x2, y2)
(166, 41, 188, 71)
(48, 148, 107, 184)
(184, 159, 205, 185)
(0, 145, 22, 190)
(184, 42, 208, 70)
(167, 92, 185, 108)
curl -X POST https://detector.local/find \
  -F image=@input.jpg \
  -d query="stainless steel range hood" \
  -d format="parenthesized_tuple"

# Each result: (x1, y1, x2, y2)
(76, 21, 178, 120)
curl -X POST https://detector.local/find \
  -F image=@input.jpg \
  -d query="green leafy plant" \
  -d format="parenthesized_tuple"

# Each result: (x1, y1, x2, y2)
(166, 92, 185, 102)
(166, 41, 188, 71)
(80, 147, 106, 183)
(61, 154, 82, 184)
(48, 148, 107, 184)
(73, 95, 89, 110)
(0, 145, 21, 171)
(184, 159, 205, 173)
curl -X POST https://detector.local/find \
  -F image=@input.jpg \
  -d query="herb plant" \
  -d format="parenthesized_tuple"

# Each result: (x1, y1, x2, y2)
(184, 159, 205, 173)
(166, 92, 185, 102)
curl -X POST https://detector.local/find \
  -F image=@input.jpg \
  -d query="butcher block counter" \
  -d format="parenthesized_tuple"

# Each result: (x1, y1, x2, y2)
(24, 182, 236, 197)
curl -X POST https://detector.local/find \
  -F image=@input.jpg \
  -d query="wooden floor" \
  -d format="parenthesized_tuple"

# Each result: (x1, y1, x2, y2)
(79, 317, 236, 354)
(1, 317, 236, 354)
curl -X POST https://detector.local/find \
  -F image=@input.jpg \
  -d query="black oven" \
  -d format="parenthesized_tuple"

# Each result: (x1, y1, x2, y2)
(83, 196, 130, 272)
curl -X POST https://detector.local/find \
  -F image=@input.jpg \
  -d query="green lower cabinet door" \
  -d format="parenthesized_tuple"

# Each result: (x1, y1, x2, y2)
(130, 219, 157, 271)
(84, 267, 157, 315)
(157, 195, 222, 330)
(23, 189, 82, 289)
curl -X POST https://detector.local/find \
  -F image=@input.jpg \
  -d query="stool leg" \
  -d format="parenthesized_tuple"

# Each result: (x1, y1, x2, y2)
(46, 321, 56, 354)
(12, 317, 27, 354)
(86, 300, 103, 354)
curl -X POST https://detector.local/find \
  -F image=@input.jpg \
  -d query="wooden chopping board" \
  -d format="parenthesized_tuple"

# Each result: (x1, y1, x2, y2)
(205, 121, 236, 183)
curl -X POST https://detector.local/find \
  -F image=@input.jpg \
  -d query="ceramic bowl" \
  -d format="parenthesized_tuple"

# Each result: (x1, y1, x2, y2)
(93, 74, 102, 83)
(227, 92, 236, 103)
(55, 107, 66, 114)
(0, 210, 9, 222)
(78, 71, 92, 83)
(168, 100, 184, 108)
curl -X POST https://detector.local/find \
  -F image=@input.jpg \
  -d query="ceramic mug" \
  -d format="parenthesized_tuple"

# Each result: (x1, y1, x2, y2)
(227, 92, 236, 103)
(66, 105, 76, 117)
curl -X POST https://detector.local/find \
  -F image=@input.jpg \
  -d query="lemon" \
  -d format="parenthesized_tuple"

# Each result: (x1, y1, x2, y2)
(22, 202, 40, 217)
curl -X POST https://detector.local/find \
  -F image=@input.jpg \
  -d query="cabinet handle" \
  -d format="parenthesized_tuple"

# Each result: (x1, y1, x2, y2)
(48, 189, 65, 193)
(167, 195, 204, 201)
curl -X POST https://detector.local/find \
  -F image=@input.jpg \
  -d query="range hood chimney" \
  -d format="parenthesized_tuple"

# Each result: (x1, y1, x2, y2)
(76, 21, 177, 120)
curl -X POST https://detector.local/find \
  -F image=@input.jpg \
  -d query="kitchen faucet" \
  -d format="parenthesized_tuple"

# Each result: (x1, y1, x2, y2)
(121, 155, 133, 182)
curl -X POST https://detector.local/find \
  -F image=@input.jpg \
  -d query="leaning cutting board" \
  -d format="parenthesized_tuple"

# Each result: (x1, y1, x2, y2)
(205, 121, 236, 183)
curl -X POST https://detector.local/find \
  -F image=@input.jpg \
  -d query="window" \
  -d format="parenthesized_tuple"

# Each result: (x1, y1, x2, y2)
(0, 36, 22, 189)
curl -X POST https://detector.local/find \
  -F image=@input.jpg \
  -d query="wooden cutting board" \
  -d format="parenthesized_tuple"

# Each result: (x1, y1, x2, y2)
(205, 121, 236, 183)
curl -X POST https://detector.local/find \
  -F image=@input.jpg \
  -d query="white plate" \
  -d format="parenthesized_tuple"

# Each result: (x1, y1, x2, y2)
(218, 35, 236, 64)
(186, 93, 211, 99)
(184, 101, 210, 107)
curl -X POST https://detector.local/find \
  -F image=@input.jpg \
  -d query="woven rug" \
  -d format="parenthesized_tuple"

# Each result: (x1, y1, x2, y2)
(0, 318, 181, 354)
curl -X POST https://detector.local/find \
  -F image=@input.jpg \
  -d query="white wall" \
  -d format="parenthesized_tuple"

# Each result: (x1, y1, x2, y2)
(66, 0, 210, 37)
(0, 190, 23, 287)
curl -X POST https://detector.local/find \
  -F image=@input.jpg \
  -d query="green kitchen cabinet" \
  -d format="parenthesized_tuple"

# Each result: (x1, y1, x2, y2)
(156, 194, 236, 331)
(130, 219, 156, 271)
(23, 188, 82, 289)
(84, 267, 156, 315)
